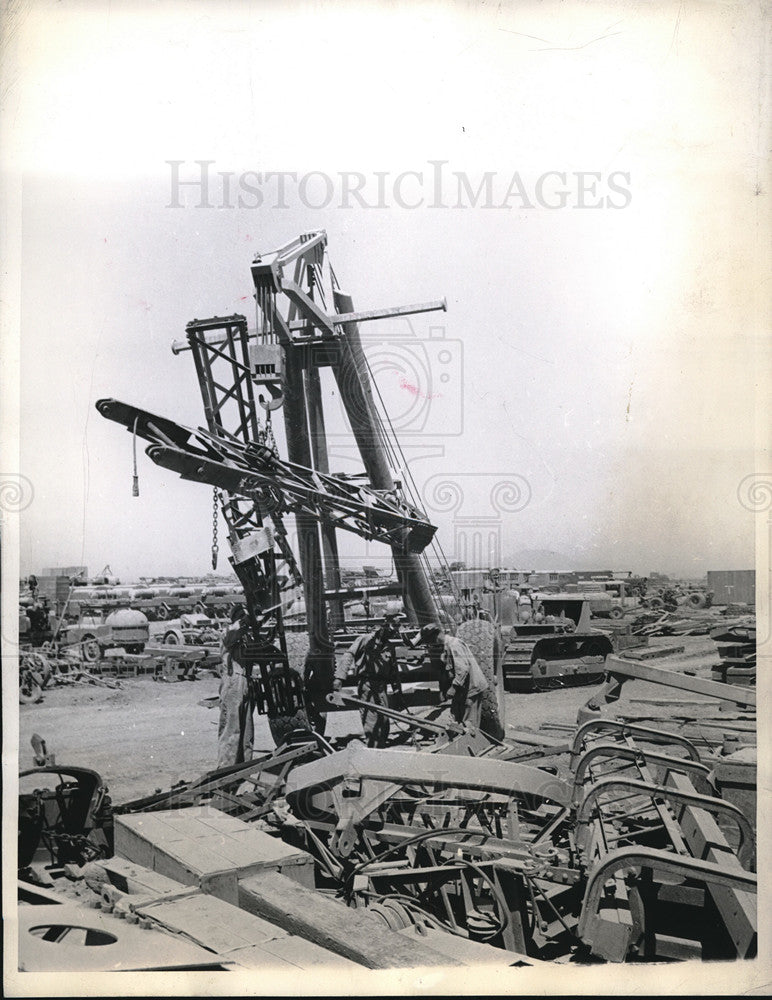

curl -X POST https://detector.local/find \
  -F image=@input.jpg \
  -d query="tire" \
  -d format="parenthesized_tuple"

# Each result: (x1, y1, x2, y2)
(19, 675, 43, 703)
(81, 635, 100, 663)
(687, 593, 706, 609)
(609, 607, 623, 620)
(156, 605, 169, 620)
(195, 602, 206, 615)
(647, 597, 664, 610)
(164, 630, 183, 645)
(284, 631, 311, 675)
(22, 651, 52, 688)
(456, 618, 505, 740)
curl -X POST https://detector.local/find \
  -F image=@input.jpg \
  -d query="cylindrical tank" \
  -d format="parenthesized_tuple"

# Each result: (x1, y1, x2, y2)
(104, 608, 149, 652)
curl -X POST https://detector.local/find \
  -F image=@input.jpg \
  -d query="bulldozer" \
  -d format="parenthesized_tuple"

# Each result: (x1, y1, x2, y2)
(501, 594, 613, 692)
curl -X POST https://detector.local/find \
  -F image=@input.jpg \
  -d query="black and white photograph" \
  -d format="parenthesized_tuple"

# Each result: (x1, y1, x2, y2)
(2, 1, 769, 995)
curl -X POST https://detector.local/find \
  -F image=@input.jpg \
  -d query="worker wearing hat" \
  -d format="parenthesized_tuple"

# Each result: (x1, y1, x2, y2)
(333, 602, 406, 748)
(413, 623, 489, 729)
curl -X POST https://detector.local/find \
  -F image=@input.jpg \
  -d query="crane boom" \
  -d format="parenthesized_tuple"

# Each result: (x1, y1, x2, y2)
(95, 398, 437, 554)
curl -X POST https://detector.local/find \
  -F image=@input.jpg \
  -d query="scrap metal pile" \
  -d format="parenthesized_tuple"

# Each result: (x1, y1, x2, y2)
(21, 696, 756, 967)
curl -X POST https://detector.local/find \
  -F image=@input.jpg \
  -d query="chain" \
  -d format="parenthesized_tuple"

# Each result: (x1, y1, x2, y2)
(211, 488, 220, 570)
(264, 416, 276, 452)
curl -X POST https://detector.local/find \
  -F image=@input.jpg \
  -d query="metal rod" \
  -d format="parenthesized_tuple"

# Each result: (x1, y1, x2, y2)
(171, 299, 448, 354)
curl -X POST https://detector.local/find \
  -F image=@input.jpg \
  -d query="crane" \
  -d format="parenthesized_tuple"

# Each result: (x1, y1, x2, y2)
(97, 231, 503, 741)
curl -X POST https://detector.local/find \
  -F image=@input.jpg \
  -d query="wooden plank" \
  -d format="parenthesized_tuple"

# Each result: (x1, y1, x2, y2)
(243, 935, 362, 970)
(114, 807, 315, 902)
(96, 857, 190, 899)
(667, 771, 756, 956)
(135, 890, 290, 955)
(238, 870, 464, 969)
(396, 920, 542, 966)
(624, 645, 685, 660)
(18, 901, 227, 973)
(587, 875, 633, 962)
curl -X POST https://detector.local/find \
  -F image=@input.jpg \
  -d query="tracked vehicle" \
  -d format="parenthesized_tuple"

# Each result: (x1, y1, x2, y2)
(501, 595, 613, 692)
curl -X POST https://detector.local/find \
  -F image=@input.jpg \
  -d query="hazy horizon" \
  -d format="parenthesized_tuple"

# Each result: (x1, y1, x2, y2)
(7, 2, 766, 590)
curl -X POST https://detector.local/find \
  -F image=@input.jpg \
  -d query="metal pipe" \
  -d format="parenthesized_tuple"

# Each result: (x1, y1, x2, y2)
(304, 351, 344, 628)
(329, 289, 439, 627)
(281, 339, 334, 668)
(171, 299, 447, 354)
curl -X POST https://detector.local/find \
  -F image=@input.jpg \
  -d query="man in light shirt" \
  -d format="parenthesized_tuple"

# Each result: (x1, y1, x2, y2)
(413, 623, 489, 729)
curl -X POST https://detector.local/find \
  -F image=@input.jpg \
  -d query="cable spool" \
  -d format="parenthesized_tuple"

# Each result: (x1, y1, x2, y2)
(466, 908, 499, 937)
(367, 899, 413, 931)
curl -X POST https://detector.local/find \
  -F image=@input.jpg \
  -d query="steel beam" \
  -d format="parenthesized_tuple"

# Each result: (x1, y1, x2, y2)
(329, 289, 439, 626)
(600, 655, 756, 706)
(571, 719, 703, 761)
(285, 744, 570, 807)
(571, 743, 714, 803)
(171, 300, 448, 354)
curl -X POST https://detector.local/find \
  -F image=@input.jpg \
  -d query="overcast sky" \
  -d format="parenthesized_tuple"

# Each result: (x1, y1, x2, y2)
(4, 0, 769, 582)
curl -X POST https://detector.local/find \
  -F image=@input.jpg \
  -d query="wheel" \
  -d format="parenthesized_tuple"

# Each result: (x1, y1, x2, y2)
(456, 618, 505, 739)
(195, 602, 206, 615)
(647, 597, 664, 610)
(164, 630, 183, 645)
(19, 674, 43, 703)
(156, 605, 169, 620)
(21, 651, 52, 687)
(609, 607, 623, 620)
(687, 593, 706, 609)
(81, 635, 101, 662)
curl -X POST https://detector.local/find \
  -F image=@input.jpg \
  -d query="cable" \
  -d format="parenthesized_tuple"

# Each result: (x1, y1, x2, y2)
(352, 847, 510, 941)
(359, 350, 463, 622)
(132, 415, 140, 497)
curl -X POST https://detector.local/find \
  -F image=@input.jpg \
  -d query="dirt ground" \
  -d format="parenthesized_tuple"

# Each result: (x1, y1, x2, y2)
(18, 637, 730, 805)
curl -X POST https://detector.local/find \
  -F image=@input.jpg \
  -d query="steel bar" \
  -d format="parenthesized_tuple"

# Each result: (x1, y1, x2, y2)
(577, 845, 756, 940)
(576, 776, 755, 865)
(572, 743, 714, 803)
(571, 719, 703, 760)
(326, 691, 462, 737)
(171, 300, 448, 354)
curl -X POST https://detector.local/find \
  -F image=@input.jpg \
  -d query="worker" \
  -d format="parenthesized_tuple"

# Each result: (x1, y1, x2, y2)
(332, 604, 405, 748)
(217, 605, 254, 768)
(413, 623, 489, 729)
(303, 641, 336, 736)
